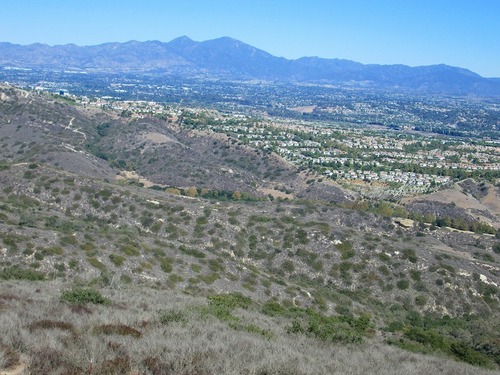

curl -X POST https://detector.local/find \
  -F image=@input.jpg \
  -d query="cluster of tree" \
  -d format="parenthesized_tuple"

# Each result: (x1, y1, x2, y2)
(344, 200, 407, 218)
(346, 199, 499, 236)
(153, 185, 263, 202)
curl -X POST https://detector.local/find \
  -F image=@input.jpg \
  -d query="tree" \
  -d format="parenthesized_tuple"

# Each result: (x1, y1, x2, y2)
(185, 186, 198, 197)
(376, 202, 393, 217)
(165, 187, 180, 195)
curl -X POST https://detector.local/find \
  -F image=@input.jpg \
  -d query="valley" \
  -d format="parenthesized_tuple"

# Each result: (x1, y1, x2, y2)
(0, 81, 499, 374)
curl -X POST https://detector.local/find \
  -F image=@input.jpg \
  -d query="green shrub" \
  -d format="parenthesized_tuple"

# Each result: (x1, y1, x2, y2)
(87, 257, 107, 272)
(109, 254, 125, 266)
(450, 342, 494, 369)
(396, 326, 495, 369)
(201, 293, 252, 323)
(120, 244, 140, 256)
(190, 264, 202, 273)
(242, 323, 273, 339)
(80, 242, 96, 254)
(378, 265, 390, 276)
(208, 258, 225, 272)
(404, 326, 449, 351)
(282, 260, 295, 273)
(287, 320, 305, 334)
(397, 279, 410, 290)
(298, 310, 371, 344)
(415, 295, 427, 306)
(262, 300, 286, 317)
(2, 236, 18, 252)
(160, 257, 173, 273)
(198, 272, 219, 284)
(295, 229, 309, 245)
(159, 309, 187, 325)
(42, 246, 64, 256)
(60, 287, 109, 304)
(179, 245, 205, 258)
(402, 249, 418, 263)
(54, 263, 65, 272)
(59, 235, 78, 246)
(410, 270, 422, 281)
(493, 243, 500, 254)
(208, 293, 252, 310)
(168, 274, 183, 284)
(336, 241, 353, 252)
(384, 321, 404, 332)
(0, 266, 45, 281)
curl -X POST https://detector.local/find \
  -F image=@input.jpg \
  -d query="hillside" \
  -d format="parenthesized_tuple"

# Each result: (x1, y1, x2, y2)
(0, 85, 499, 373)
(1, 37, 499, 96)
(402, 179, 500, 230)
(0, 84, 352, 203)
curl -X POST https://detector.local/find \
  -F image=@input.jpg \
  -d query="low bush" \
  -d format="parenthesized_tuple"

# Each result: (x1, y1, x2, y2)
(397, 279, 410, 290)
(160, 257, 173, 273)
(262, 300, 286, 317)
(179, 245, 206, 258)
(27, 319, 75, 333)
(109, 253, 125, 266)
(208, 292, 252, 310)
(402, 248, 418, 263)
(94, 324, 142, 338)
(60, 287, 109, 305)
(159, 309, 187, 325)
(0, 266, 45, 281)
(287, 310, 372, 344)
(87, 257, 107, 272)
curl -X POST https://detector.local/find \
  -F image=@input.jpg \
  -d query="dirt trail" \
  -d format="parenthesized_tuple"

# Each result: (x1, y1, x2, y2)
(63, 117, 87, 141)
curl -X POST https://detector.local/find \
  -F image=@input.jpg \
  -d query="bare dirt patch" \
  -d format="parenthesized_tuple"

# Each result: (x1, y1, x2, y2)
(258, 187, 294, 200)
(116, 171, 167, 188)
(421, 190, 484, 210)
(144, 132, 173, 144)
(480, 185, 500, 217)
(288, 105, 317, 114)
(403, 185, 500, 228)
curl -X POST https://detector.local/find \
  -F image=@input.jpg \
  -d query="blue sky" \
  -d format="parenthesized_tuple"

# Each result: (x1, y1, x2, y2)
(2, 0, 499, 77)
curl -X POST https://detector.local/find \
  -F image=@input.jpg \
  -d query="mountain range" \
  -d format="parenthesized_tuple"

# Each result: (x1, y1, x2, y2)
(1, 36, 499, 96)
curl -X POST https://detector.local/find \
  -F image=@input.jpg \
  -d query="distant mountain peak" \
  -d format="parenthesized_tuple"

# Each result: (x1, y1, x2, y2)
(0, 36, 498, 95)
(171, 35, 194, 43)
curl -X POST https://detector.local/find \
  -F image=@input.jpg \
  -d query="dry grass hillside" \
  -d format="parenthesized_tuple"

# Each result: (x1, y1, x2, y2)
(1, 281, 498, 375)
(402, 179, 500, 230)
(0, 85, 499, 374)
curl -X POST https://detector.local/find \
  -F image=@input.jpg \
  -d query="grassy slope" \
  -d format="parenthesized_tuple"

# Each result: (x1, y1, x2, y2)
(0, 281, 498, 375)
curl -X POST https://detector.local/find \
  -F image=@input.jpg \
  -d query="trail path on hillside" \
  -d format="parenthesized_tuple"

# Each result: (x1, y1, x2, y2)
(63, 117, 87, 141)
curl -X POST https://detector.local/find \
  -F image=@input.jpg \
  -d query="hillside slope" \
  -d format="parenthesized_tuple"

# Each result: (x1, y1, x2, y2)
(0, 85, 499, 373)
